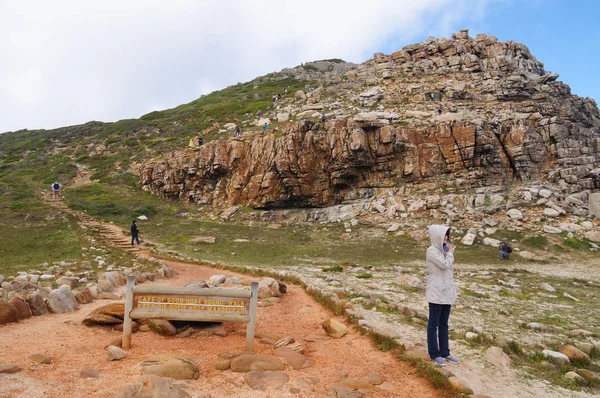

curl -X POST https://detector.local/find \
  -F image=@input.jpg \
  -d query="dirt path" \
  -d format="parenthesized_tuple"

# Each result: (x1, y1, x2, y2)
(1, 169, 440, 397)
(44, 168, 141, 255)
(0, 260, 439, 398)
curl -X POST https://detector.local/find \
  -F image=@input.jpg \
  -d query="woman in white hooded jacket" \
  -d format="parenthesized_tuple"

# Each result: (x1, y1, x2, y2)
(426, 224, 460, 367)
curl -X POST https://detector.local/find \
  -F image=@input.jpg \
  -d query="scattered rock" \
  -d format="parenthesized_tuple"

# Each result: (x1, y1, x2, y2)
(484, 346, 512, 368)
(245, 370, 290, 390)
(397, 274, 425, 289)
(9, 296, 31, 320)
(220, 206, 239, 220)
(326, 386, 362, 398)
(82, 303, 124, 325)
(560, 345, 590, 363)
(46, 285, 79, 314)
(273, 347, 309, 370)
(0, 364, 22, 374)
(80, 368, 102, 379)
(567, 329, 593, 338)
(335, 378, 374, 390)
(147, 319, 177, 336)
(141, 354, 201, 380)
(29, 354, 51, 364)
(506, 209, 523, 220)
(461, 228, 477, 246)
(230, 354, 286, 372)
(258, 278, 281, 299)
(365, 372, 383, 385)
(215, 359, 231, 371)
(542, 350, 570, 365)
(191, 236, 216, 244)
(117, 375, 190, 398)
(539, 283, 556, 292)
(0, 301, 18, 324)
(25, 291, 48, 316)
(321, 319, 348, 338)
(108, 346, 127, 361)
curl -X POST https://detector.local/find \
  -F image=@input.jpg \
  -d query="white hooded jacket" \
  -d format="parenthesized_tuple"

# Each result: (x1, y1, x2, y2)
(426, 225, 457, 305)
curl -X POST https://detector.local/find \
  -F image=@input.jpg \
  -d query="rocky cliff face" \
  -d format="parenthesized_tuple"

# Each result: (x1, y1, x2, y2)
(139, 30, 600, 209)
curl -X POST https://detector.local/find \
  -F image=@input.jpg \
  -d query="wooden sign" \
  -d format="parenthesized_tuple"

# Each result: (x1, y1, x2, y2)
(122, 276, 259, 351)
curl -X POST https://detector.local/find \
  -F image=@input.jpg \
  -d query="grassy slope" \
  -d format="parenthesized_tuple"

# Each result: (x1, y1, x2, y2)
(0, 73, 310, 273)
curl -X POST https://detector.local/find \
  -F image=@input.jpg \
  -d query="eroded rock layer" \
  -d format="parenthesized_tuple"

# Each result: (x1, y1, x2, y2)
(140, 31, 600, 208)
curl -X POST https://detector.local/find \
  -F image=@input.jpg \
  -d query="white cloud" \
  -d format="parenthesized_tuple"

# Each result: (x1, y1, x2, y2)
(0, 0, 494, 132)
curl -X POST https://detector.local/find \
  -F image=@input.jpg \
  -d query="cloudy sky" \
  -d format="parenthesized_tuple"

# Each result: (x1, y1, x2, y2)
(1, 0, 598, 133)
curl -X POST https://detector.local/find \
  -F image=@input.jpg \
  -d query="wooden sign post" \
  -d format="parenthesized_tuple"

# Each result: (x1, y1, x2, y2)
(122, 275, 259, 351)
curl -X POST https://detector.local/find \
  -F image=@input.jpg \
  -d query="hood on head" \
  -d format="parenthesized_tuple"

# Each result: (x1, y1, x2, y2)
(429, 224, 449, 251)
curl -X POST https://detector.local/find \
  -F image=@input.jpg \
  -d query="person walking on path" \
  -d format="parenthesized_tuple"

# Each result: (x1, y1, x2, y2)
(263, 122, 268, 132)
(50, 182, 61, 200)
(426, 225, 460, 367)
(438, 103, 443, 115)
(131, 220, 141, 247)
(236, 126, 241, 137)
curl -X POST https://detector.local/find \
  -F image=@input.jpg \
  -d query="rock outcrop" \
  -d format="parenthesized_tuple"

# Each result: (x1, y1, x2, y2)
(139, 31, 600, 209)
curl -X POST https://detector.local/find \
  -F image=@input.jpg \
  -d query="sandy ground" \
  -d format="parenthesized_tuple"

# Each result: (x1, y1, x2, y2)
(0, 258, 439, 398)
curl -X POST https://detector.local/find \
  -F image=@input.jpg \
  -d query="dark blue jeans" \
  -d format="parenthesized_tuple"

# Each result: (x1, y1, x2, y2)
(131, 234, 140, 246)
(427, 303, 451, 359)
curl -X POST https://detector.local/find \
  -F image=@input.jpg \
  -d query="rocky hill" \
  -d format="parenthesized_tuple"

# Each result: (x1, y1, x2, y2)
(138, 30, 600, 216)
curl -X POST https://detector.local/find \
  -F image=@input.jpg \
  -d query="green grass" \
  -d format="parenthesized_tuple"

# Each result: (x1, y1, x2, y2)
(323, 265, 344, 272)
(0, 204, 85, 273)
(523, 235, 548, 247)
(563, 238, 589, 250)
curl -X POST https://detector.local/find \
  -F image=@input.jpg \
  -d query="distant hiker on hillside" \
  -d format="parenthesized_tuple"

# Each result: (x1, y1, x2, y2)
(50, 182, 60, 200)
(321, 113, 326, 123)
(438, 92, 443, 102)
(263, 122, 268, 131)
(426, 225, 460, 367)
(131, 220, 141, 247)
(438, 104, 443, 115)
(499, 242, 512, 260)
(236, 126, 241, 137)
(429, 92, 435, 101)
(198, 137, 203, 146)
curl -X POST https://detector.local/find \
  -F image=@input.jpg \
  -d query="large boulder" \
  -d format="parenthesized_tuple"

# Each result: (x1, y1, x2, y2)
(74, 288, 94, 304)
(117, 375, 190, 398)
(230, 354, 286, 372)
(141, 355, 201, 380)
(0, 301, 18, 325)
(245, 371, 290, 391)
(321, 318, 348, 338)
(9, 296, 32, 320)
(25, 291, 48, 316)
(83, 303, 124, 325)
(147, 319, 177, 336)
(560, 345, 590, 362)
(484, 346, 512, 368)
(273, 347, 309, 370)
(46, 285, 79, 313)
(258, 278, 280, 299)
